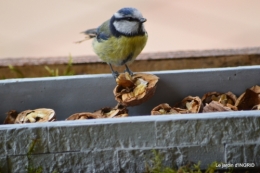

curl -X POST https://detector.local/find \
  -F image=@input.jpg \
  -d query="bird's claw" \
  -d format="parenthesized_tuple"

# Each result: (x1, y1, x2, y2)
(124, 65, 134, 76)
(124, 69, 134, 76)
(112, 71, 120, 79)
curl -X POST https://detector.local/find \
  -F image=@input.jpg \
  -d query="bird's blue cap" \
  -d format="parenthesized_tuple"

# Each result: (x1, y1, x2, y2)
(117, 7, 137, 15)
(114, 7, 144, 20)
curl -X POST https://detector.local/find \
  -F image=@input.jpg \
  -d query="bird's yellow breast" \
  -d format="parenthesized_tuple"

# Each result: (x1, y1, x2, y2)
(92, 34, 148, 66)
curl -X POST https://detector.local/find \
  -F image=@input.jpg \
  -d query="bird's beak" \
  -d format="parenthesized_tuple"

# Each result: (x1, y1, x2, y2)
(140, 18, 147, 23)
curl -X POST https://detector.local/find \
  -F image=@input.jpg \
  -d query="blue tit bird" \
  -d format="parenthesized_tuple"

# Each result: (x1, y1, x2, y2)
(77, 7, 148, 78)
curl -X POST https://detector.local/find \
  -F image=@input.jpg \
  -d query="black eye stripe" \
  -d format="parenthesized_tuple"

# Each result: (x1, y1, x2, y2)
(126, 17, 133, 21)
(116, 17, 140, 22)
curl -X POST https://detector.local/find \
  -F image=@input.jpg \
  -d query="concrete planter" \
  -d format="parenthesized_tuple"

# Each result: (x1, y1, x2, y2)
(0, 66, 260, 172)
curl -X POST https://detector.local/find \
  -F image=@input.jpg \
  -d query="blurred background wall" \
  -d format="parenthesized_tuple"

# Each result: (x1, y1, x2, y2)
(1, 0, 260, 58)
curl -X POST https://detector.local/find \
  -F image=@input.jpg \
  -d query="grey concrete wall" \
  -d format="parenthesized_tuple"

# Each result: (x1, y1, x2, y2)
(1, 66, 260, 172)
(0, 112, 260, 172)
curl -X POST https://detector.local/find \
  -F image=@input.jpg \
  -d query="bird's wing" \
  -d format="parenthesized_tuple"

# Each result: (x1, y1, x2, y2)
(96, 20, 111, 42)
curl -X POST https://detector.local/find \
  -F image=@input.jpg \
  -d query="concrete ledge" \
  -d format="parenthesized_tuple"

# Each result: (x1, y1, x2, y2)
(1, 66, 260, 120)
(1, 66, 260, 172)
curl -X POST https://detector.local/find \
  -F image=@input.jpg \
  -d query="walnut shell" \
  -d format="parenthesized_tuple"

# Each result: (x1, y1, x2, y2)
(201, 91, 237, 111)
(94, 104, 128, 118)
(66, 112, 100, 120)
(151, 103, 179, 115)
(173, 96, 202, 113)
(4, 110, 18, 124)
(114, 72, 159, 107)
(252, 104, 260, 110)
(203, 101, 235, 112)
(235, 85, 260, 110)
(14, 108, 56, 123)
(201, 91, 237, 106)
(66, 104, 128, 120)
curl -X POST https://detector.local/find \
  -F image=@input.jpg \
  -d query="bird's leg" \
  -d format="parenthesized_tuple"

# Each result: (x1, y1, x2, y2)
(109, 63, 119, 78)
(124, 64, 134, 76)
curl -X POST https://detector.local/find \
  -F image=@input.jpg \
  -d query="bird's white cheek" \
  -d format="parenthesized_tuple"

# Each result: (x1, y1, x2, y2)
(113, 21, 139, 34)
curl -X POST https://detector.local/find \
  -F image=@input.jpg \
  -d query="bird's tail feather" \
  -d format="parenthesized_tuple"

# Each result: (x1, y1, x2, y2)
(75, 28, 97, 44)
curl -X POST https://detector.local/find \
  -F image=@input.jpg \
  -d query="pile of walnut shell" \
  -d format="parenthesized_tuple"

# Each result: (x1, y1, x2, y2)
(66, 72, 159, 121)
(66, 104, 129, 120)
(3, 77, 260, 124)
(151, 85, 260, 115)
(3, 72, 159, 124)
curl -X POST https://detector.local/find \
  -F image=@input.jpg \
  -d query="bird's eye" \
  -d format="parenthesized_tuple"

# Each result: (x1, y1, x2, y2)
(126, 17, 133, 21)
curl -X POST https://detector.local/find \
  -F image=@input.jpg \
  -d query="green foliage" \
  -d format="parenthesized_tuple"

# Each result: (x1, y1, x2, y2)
(144, 149, 234, 173)
(145, 149, 176, 173)
(52, 170, 59, 173)
(2, 55, 75, 79)
(45, 55, 74, 77)
(204, 161, 218, 173)
(26, 138, 43, 173)
(8, 65, 24, 78)
(26, 139, 59, 173)
(44, 66, 59, 77)
(64, 54, 75, 76)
